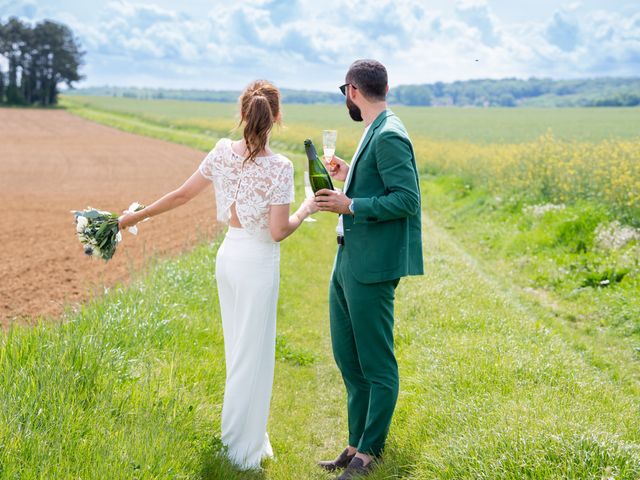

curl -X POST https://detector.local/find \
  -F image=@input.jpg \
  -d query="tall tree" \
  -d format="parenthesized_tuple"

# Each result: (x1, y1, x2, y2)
(0, 22, 4, 103)
(33, 20, 84, 105)
(0, 17, 84, 106)
(0, 17, 28, 104)
(0, 68, 4, 103)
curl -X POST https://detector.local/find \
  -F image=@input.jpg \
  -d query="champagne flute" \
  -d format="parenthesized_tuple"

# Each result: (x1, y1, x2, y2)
(303, 171, 317, 222)
(322, 130, 338, 167)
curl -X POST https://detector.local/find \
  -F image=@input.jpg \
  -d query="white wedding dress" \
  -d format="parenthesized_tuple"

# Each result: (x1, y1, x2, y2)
(198, 138, 294, 469)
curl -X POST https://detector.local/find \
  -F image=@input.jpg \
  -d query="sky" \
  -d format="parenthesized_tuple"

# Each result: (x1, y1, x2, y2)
(0, 0, 639, 91)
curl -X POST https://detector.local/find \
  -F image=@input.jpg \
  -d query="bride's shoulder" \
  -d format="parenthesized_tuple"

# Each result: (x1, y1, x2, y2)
(272, 153, 293, 169)
(207, 138, 234, 160)
(270, 154, 293, 178)
(213, 137, 233, 151)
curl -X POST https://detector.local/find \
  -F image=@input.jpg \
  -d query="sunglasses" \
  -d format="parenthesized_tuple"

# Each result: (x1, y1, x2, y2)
(339, 83, 357, 96)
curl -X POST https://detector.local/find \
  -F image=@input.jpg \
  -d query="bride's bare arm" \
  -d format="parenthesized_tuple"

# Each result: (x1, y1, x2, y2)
(269, 197, 318, 242)
(118, 169, 210, 229)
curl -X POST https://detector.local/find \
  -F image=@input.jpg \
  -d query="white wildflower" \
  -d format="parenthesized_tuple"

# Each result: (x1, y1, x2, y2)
(523, 203, 566, 218)
(75, 215, 88, 233)
(595, 221, 640, 251)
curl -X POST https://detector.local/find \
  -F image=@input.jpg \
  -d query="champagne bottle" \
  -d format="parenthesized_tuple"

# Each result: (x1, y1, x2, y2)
(304, 139, 334, 193)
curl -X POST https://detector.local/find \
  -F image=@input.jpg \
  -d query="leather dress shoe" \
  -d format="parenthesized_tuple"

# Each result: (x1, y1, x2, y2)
(337, 456, 375, 479)
(318, 448, 356, 472)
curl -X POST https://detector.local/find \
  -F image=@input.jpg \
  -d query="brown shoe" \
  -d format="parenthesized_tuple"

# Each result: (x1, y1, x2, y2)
(318, 448, 356, 472)
(337, 457, 375, 480)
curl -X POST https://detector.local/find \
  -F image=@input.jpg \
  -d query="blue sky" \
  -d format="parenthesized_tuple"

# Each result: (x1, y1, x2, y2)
(1, 0, 638, 91)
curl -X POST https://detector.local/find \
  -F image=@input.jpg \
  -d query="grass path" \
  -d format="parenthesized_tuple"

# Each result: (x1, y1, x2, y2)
(2, 108, 639, 478)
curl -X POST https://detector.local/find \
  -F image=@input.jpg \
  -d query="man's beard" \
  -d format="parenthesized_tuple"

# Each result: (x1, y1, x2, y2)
(346, 97, 363, 122)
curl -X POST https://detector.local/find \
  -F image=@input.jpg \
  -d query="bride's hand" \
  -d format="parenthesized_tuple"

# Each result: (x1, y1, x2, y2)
(118, 211, 138, 230)
(302, 196, 319, 216)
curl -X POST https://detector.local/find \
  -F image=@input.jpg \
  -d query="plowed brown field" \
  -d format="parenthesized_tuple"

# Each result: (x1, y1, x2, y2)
(0, 108, 219, 326)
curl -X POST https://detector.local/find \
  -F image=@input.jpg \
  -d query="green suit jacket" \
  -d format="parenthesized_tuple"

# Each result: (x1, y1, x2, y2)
(343, 109, 424, 284)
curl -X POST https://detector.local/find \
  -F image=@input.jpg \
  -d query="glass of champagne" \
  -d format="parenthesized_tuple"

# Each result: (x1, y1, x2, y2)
(322, 130, 338, 168)
(303, 171, 317, 222)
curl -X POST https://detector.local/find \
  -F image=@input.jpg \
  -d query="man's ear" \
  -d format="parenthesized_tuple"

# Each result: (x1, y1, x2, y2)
(350, 85, 360, 102)
(385, 85, 389, 95)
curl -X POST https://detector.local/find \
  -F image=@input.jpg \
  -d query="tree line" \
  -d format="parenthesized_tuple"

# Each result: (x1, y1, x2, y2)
(68, 86, 345, 105)
(388, 77, 640, 107)
(0, 17, 84, 106)
(69, 77, 640, 108)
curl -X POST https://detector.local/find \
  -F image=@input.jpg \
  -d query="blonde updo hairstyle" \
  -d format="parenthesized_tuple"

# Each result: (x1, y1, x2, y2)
(238, 80, 281, 162)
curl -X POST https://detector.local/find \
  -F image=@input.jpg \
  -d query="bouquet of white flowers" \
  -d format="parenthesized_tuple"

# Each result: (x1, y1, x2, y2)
(71, 202, 145, 261)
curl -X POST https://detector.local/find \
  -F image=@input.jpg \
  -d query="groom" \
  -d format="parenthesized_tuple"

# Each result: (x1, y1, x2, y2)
(314, 59, 423, 479)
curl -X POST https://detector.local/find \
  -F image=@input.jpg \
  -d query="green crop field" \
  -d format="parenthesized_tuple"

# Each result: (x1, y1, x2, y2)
(64, 95, 640, 143)
(2, 95, 639, 479)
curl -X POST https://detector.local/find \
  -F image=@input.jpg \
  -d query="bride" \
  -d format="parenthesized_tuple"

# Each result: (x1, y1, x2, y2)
(118, 80, 317, 469)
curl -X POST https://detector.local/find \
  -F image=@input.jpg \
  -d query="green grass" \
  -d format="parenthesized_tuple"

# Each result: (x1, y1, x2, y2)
(62, 95, 640, 143)
(3, 203, 640, 479)
(423, 176, 640, 339)
(2, 99, 640, 479)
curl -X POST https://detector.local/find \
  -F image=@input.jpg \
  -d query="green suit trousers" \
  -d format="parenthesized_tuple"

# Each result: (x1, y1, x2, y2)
(329, 244, 400, 456)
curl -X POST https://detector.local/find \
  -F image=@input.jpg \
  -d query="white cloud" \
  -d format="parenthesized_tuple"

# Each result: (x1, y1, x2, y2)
(0, 0, 639, 89)
(455, 0, 501, 47)
(528, 9, 640, 77)
(546, 9, 580, 51)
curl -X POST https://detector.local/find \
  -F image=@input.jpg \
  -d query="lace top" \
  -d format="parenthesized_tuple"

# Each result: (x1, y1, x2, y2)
(198, 138, 295, 241)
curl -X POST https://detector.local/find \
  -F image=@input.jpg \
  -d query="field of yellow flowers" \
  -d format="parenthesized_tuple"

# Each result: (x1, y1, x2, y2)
(412, 133, 640, 221)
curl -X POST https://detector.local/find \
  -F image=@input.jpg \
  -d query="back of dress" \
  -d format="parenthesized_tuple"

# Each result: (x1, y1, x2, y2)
(198, 138, 295, 242)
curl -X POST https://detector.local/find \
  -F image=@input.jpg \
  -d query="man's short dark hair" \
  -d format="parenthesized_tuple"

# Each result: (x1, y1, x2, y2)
(346, 59, 388, 101)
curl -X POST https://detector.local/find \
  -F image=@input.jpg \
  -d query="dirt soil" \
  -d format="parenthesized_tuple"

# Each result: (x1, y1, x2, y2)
(0, 108, 220, 327)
